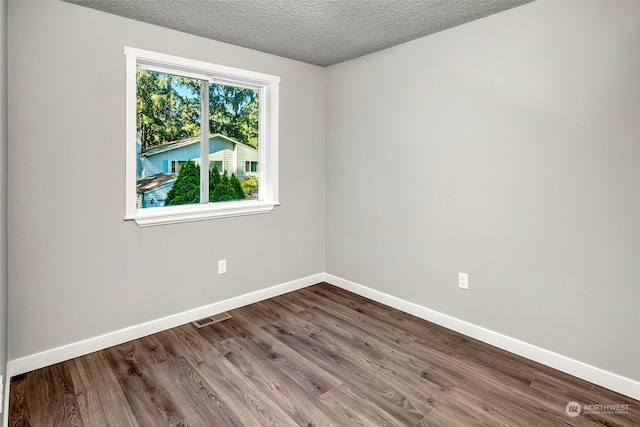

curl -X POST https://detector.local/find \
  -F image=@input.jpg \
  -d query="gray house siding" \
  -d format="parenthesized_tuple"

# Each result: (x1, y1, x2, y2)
(136, 173, 178, 208)
(140, 181, 174, 208)
(141, 142, 201, 177)
(223, 145, 235, 175)
(140, 135, 257, 179)
(237, 147, 245, 176)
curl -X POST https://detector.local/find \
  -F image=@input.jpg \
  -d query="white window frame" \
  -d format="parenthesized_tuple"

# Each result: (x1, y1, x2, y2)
(246, 161, 258, 173)
(124, 47, 280, 227)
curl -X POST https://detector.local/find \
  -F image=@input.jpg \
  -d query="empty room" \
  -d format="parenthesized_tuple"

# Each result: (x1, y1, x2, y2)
(1, 0, 639, 425)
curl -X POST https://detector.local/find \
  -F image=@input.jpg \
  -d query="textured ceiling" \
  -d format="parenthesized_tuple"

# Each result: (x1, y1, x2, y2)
(62, 0, 535, 67)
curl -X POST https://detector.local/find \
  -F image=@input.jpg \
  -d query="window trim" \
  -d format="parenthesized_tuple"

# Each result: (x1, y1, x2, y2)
(246, 161, 258, 173)
(124, 47, 280, 227)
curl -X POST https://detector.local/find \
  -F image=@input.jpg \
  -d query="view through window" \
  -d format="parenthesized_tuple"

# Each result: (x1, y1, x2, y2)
(135, 69, 260, 209)
(125, 47, 279, 226)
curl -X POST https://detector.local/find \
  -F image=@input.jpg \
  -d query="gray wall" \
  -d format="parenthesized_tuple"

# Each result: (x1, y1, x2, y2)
(8, 1, 325, 359)
(326, 0, 640, 382)
(7, 0, 640, 389)
(1, 0, 7, 422)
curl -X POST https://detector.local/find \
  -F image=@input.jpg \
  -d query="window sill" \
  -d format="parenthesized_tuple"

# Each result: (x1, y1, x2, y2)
(125, 200, 278, 227)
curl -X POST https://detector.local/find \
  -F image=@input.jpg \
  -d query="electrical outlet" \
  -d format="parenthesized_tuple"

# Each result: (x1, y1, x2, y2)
(459, 272, 468, 290)
(218, 259, 227, 275)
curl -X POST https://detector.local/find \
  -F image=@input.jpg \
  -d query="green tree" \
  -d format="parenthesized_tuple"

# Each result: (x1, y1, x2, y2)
(211, 172, 234, 202)
(136, 70, 200, 149)
(165, 163, 247, 206)
(136, 71, 258, 149)
(209, 84, 259, 148)
(209, 164, 221, 189)
(230, 174, 246, 199)
(165, 161, 200, 205)
(209, 168, 246, 202)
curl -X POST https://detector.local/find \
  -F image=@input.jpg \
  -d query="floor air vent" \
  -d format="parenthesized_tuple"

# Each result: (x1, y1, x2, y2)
(192, 312, 232, 328)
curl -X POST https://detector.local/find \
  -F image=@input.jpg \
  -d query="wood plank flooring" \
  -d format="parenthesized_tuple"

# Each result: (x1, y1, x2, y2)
(9, 282, 640, 426)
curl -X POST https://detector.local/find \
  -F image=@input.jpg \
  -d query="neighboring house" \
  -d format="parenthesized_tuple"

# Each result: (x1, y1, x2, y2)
(136, 173, 177, 208)
(139, 133, 258, 179)
(136, 134, 258, 207)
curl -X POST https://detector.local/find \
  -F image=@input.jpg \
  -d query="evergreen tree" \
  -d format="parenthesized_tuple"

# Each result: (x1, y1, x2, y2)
(164, 163, 247, 205)
(211, 172, 234, 202)
(209, 169, 247, 202)
(230, 174, 245, 199)
(209, 164, 221, 188)
(165, 161, 200, 205)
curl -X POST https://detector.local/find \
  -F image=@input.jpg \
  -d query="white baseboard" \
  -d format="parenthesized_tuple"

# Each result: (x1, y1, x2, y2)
(323, 273, 640, 402)
(6, 272, 639, 405)
(7, 273, 323, 378)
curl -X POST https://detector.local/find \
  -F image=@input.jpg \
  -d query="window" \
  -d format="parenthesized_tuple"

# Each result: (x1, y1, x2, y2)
(209, 161, 223, 172)
(125, 47, 280, 226)
(171, 161, 188, 174)
(245, 161, 258, 173)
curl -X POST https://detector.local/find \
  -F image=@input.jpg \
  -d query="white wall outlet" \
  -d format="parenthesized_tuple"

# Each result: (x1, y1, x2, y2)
(459, 272, 468, 290)
(218, 260, 227, 275)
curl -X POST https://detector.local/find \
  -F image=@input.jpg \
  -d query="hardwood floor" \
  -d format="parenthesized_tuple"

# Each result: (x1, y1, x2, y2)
(9, 283, 640, 426)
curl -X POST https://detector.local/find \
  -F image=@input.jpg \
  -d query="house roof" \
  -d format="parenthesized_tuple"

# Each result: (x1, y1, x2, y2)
(136, 173, 178, 194)
(140, 133, 256, 157)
